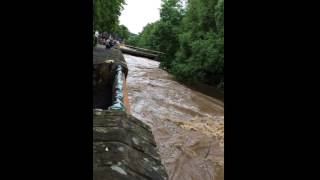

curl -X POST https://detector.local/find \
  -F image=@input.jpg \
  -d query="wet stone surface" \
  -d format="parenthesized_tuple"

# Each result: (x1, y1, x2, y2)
(93, 46, 128, 110)
(93, 110, 168, 180)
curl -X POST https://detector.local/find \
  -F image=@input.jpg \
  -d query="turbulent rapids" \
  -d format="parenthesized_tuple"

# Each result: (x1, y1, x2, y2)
(124, 54, 224, 180)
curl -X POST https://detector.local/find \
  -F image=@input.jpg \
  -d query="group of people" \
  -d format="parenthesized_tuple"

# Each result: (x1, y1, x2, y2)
(95, 31, 121, 49)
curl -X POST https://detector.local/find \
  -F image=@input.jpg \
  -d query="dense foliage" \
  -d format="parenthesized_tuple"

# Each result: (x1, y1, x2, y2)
(126, 33, 139, 45)
(130, 0, 224, 90)
(93, 0, 125, 32)
(93, 0, 133, 45)
(114, 24, 130, 40)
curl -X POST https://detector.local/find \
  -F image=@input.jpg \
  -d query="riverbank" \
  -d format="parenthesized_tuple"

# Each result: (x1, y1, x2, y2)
(184, 82, 224, 102)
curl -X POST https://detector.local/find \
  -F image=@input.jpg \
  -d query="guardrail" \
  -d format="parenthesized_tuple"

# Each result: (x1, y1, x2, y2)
(124, 44, 165, 55)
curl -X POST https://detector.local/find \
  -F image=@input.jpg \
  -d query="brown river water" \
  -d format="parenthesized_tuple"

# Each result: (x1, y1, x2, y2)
(124, 54, 224, 180)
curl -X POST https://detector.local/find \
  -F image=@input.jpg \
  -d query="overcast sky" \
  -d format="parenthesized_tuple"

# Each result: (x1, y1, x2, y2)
(119, 0, 162, 34)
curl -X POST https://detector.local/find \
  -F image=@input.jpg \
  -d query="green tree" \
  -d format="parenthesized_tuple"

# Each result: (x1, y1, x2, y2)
(117, 0, 224, 90)
(137, 22, 158, 49)
(171, 0, 224, 89)
(114, 24, 130, 40)
(126, 33, 139, 45)
(136, 0, 184, 69)
(93, 0, 125, 33)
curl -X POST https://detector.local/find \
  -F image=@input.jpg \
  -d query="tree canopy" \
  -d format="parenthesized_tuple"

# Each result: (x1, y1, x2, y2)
(93, 0, 125, 33)
(130, 0, 224, 90)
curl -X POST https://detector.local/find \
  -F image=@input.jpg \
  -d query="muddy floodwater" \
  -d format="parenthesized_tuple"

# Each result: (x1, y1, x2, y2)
(124, 54, 224, 180)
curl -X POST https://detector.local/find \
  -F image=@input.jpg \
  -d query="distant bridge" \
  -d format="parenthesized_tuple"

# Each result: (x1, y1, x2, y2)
(119, 44, 165, 60)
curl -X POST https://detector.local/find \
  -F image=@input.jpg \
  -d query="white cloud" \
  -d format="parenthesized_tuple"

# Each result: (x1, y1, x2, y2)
(119, 0, 162, 34)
